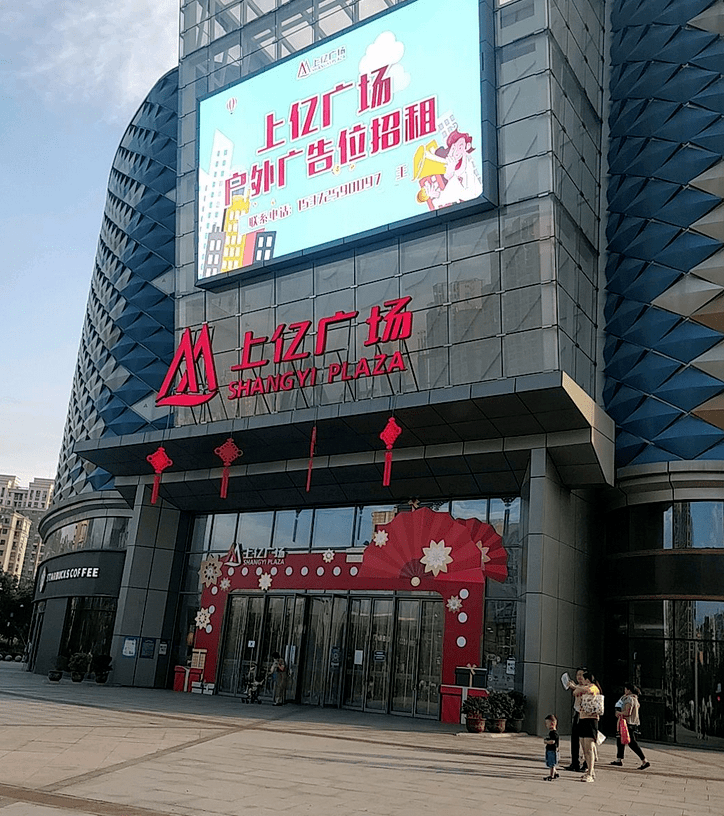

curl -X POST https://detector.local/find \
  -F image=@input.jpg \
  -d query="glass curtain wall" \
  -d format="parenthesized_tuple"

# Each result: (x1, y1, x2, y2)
(607, 600, 724, 745)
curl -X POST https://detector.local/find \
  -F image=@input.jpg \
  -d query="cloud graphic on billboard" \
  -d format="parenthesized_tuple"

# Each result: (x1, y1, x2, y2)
(359, 31, 411, 94)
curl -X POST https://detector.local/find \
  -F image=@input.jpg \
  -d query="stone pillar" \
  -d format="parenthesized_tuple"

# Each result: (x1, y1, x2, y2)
(110, 483, 183, 687)
(521, 448, 602, 735)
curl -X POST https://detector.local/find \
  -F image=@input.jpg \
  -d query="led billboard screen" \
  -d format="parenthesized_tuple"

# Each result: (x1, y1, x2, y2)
(197, 0, 488, 281)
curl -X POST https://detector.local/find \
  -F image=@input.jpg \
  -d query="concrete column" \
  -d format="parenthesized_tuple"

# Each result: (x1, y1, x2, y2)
(111, 484, 183, 687)
(521, 448, 603, 735)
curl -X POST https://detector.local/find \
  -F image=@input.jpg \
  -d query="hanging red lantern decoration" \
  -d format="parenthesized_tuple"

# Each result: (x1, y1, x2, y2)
(146, 446, 173, 505)
(305, 424, 317, 493)
(214, 437, 243, 499)
(379, 416, 402, 487)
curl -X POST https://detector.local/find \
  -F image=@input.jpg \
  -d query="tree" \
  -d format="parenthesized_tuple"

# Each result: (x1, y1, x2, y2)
(0, 570, 34, 651)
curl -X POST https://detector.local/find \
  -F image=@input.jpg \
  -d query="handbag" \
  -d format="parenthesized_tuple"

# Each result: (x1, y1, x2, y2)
(580, 692, 605, 716)
(619, 718, 631, 745)
(596, 730, 606, 745)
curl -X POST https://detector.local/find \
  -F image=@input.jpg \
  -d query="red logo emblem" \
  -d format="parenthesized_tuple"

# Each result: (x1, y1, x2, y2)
(156, 324, 218, 407)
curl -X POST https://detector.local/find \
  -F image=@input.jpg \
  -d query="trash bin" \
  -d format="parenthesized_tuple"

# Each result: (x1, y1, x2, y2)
(173, 665, 191, 692)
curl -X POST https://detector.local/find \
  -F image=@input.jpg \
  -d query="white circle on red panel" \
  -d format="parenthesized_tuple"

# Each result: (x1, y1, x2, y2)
(316, 566, 324, 576)
(205, 625, 212, 634)
(209, 605, 215, 614)
(211, 586, 218, 595)
(285, 567, 293, 575)
(350, 566, 358, 576)
(410, 576, 420, 587)
(301, 566, 309, 576)
(256, 567, 263, 575)
(241, 567, 248, 576)
(456, 636, 466, 647)
(460, 588, 469, 599)
(333, 567, 341, 576)
(458, 612, 468, 624)
(271, 567, 277, 575)
(228, 567, 235, 576)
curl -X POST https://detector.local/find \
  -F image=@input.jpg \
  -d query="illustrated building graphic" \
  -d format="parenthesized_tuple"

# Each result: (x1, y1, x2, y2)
(33, 0, 724, 743)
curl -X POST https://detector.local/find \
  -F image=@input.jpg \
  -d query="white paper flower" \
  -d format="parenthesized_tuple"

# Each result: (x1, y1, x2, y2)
(420, 539, 453, 577)
(259, 572, 272, 591)
(322, 549, 335, 563)
(219, 577, 231, 591)
(373, 530, 388, 547)
(195, 608, 212, 629)
(446, 596, 463, 613)
(199, 556, 223, 587)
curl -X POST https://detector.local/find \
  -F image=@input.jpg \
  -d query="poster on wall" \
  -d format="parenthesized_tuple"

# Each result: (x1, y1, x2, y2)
(196, 0, 490, 282)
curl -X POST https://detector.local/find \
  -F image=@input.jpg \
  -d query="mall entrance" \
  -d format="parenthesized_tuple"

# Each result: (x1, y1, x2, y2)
(216, 592, 443, 718)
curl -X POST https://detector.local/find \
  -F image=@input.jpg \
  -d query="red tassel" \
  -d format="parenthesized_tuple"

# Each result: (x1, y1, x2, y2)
(220, 469, 230, 499)
(306, 425, 317, 493)
(151, 474, 161, 504)
(146, 446, 173, 505)
(383, 450, 393, 487)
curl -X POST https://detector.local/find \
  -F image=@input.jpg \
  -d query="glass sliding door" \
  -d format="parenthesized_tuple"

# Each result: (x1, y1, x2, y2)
(325, 596, 348, 706)
(344, 598, 371, 709)
(416, 600, 444, 717)
(391, 599, 419, 713)
(366, 599, 393, 711)
(300, 597, 330, 705)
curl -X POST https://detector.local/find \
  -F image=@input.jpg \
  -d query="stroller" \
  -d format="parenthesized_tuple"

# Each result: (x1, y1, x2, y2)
(241, 663, 262, 704)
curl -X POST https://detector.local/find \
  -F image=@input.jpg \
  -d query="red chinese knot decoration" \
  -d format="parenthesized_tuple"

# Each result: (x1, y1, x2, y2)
(146, 446, 173, 505)
(214, 437, 243, 499)
(379, 416, 402, 487)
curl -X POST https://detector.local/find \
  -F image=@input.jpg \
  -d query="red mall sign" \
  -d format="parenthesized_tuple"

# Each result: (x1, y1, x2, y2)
(156, 297, 413, 407)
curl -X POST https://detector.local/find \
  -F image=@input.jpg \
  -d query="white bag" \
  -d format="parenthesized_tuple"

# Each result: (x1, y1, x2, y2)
(596, 731, 606, 745)
(580, 692, 605, 716)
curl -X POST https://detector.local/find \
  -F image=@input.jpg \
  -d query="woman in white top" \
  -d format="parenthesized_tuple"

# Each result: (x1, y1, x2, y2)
(610, 683, 650, 770)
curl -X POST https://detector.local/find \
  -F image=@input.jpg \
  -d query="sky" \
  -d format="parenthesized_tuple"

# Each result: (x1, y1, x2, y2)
(0, 0, 178, 488)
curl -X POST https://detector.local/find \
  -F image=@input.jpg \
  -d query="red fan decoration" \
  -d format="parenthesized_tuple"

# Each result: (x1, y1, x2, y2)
(306, 424, 317, 493)
(214, 437, 242, 498)
(360, 507, 483, 584)
(146, 446, 173, 505)
(458, 518, 508, 583)
(379, 416, 402, 487)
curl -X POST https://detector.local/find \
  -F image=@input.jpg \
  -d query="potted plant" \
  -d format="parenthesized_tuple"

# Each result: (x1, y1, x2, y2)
(92, 654, 112, 684)
(461, 694, 491, 733)
(506, 690, 526, 732)
(486, 689, 515, 732)
(68, 652, 91, 682)
(48, 655, 66, 682)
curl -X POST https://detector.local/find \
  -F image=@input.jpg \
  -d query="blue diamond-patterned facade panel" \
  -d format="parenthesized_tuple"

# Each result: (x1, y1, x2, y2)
(605, 0, 724, 468)
(53, 70, 178, 504)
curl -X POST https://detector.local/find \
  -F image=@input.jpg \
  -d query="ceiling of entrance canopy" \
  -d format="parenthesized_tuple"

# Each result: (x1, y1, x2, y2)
(73, 371, 614, 511)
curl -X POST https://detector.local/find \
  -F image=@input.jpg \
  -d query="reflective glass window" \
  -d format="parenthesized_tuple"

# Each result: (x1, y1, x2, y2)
(237, 512, 274, 550)
(353, 505, 396, 548)
(311, 507, 356, 550)
(208, 514, 238, 552)
(272, 510, 313, 551)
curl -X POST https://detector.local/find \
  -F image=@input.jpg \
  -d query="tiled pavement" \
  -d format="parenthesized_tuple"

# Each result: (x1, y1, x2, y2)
(1, 662, 723, 816)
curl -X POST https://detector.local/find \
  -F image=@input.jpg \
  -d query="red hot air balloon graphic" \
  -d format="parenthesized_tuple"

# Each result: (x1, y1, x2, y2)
(226, 97, 237, 114)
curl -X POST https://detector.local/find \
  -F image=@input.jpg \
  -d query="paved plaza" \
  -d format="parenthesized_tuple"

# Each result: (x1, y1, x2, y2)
(1, 662, 723, 816)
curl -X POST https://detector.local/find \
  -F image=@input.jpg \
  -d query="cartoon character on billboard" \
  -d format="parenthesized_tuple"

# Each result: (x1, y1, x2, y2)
(414, 129, 482, 210)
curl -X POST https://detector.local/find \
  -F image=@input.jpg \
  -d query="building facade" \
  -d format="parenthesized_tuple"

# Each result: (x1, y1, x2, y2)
(33, 0, 724, 743)
(0, 476, 54, 580)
